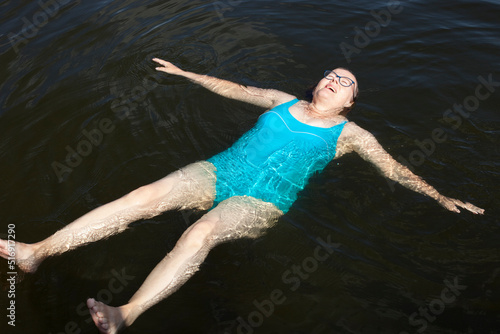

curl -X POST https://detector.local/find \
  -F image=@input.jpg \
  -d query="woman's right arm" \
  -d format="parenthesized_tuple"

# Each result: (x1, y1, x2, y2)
(153, 58, 295, 109)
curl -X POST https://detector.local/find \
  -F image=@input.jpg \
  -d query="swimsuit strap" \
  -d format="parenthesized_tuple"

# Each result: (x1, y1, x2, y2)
(281, 98, 300, 108)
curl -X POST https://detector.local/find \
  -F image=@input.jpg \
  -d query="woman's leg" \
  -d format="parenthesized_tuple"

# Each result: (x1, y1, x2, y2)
(0, 162, 216, 273)
(87, 196, 283, 334)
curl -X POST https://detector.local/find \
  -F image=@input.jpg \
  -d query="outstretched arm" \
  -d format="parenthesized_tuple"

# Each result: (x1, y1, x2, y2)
(339, 123, 484, 214)
(152, 58, 295, 109)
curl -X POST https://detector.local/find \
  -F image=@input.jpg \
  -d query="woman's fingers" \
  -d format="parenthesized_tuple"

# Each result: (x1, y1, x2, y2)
(440, 197, 460, 213)
(153, 58, 170, 72)
(152, 58, 169, 66)
(458, 201, 485, 215)
(448, 198, 485, 215)
(152, 58, 183, 75)
(448, 202, 461, 213)
(439, 196, 485, 215)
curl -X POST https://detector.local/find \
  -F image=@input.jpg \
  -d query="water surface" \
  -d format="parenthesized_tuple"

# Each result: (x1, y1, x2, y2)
(1, 0, 499, 333)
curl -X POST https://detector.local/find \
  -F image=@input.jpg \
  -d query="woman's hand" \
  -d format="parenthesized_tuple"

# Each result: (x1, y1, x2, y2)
(153, 58, 185, 76)
(438, 195, 485, 215)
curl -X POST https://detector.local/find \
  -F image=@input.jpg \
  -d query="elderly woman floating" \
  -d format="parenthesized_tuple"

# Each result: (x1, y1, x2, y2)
(0, 57, 484, 333)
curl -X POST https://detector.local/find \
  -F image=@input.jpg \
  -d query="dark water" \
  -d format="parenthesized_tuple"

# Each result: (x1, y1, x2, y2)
(1, 0, 499, 333)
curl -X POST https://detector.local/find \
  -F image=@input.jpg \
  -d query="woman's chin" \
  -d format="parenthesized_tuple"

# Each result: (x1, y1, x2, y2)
(314, 92, 343, 107)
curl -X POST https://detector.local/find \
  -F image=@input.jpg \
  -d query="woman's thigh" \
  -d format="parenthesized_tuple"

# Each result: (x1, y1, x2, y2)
(198, 195, 283, 245)
(138, 161, 217, 212)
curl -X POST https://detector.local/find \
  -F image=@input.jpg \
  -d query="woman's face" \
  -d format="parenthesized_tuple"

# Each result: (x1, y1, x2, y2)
(313, 68, 357, 110)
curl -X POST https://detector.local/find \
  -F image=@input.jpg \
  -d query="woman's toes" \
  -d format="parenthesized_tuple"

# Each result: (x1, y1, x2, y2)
(86, 297, 126, 334)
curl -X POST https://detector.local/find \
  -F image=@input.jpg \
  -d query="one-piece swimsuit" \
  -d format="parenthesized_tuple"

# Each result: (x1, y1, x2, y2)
(207, 98, 347, 213)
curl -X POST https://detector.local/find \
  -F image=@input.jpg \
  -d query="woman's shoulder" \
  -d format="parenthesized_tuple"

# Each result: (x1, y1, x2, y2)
(268, 92, 298, 109)
(339, 121, 370, 136)
(335, 122, 374, 157)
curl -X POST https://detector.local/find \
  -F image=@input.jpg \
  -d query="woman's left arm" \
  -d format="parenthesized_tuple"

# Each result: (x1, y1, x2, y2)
(342, 123, 485, 214)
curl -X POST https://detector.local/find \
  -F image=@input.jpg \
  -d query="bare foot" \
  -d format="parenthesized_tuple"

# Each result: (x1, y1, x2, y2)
(0, 239, 42, 273)
(87, 298, 131, 334)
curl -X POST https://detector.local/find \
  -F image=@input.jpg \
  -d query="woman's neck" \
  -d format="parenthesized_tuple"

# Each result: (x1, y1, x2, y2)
(305, 101, 347, 119)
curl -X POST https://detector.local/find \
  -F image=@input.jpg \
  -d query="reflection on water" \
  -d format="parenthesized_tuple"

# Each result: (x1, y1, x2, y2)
(1, 0, 499, 333)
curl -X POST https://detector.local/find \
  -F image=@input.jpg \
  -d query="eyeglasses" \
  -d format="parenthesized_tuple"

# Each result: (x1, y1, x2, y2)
(324, 70, 355, 87)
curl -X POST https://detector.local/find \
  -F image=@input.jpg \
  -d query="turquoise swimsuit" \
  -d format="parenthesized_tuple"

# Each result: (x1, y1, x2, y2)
(207, 99, 347, 213)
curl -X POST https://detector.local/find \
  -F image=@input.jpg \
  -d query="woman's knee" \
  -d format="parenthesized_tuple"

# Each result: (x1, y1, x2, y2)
(123, 173, 180, 207)
(124, 184, 163, 208)
(182, 220, 215, 250)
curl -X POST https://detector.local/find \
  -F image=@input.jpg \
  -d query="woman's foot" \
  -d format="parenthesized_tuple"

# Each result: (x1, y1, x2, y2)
(0, 239, 42, 273)
(87, 298, 132, 334)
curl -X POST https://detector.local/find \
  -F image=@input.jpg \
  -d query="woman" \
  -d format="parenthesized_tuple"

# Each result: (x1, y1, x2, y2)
(0, 58, 484, 333)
